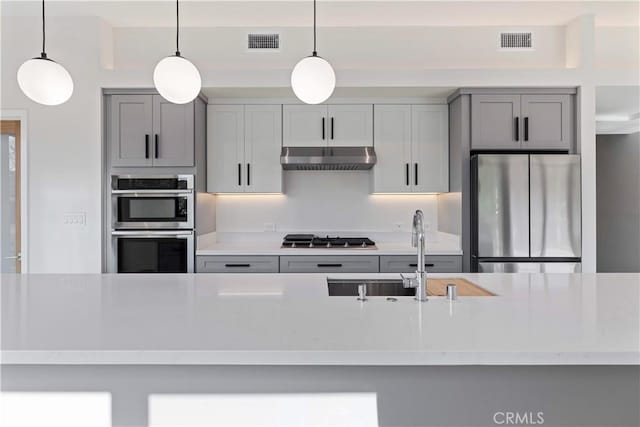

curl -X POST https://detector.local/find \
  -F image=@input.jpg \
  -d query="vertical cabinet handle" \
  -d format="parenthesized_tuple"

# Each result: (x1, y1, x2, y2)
(144, 134, 149, 159)
(331, 117, 335, 140)
(515, 117, 519, 141)
(247, 163, 251, 186)
(405, 163, 410, 186)
(524, 117, 529, 141)
(238, 163, 242, 186)
(322, 117, 326, 140)
(414, 163, 418, 186)
(154, 134, 159, 158)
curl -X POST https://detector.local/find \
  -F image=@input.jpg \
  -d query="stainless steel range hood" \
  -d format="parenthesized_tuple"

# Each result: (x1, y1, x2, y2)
(280, 146, 377, 170)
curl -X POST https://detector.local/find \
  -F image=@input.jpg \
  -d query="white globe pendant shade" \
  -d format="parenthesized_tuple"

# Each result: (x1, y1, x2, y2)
(17, 57, 73, 106)
(153, 55, 201, 104)
(291, 55, 336, 105)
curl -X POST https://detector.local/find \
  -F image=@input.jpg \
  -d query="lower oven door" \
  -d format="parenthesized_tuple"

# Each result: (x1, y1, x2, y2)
(112, 230, 194, 273)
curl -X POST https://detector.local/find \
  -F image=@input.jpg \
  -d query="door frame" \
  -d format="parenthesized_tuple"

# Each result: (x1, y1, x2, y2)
(0, 110, 28, 273)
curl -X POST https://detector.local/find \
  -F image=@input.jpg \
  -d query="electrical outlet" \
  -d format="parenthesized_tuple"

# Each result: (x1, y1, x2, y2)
(393, 222, 403, 231)
(264, 223, 276, 232)
(63, 212, 86, 226)
(424, 222, 432, 231)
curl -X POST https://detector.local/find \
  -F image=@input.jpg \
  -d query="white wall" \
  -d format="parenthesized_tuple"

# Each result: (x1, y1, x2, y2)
(215, 171, 438, 233)
(1, 16, 105, 273)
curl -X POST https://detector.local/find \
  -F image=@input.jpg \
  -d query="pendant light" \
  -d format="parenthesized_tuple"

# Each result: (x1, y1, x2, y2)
(153, 0, 201, 104)
(17, 0, 73, 106)
(291, 0, 336, 104)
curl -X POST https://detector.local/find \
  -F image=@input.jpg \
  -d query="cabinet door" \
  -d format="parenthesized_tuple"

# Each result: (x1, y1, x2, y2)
(471, 95, 521, 150)
(411, 105, 449, 193)
(282, 105, 327, 147)
(110, 95, 153, 167)
(327, 104, 373, 147)
(244, 105, 283, 193)
(207, 105, 245, 193)
(279, 256, 379, 273)
(152, 95, 194, 166)
(152, 95, 194, 167)
(371, 105, 412, 193)
(521, 95, 572, 151)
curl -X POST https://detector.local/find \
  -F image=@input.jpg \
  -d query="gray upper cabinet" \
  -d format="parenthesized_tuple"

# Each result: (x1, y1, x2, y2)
(110, 95, 154, 167)
(152, 96, 195, 167)
(471, 95, 521, 150)
(521, 95, 572, 151)
(110, 93, 195, 167)
(470, 92, 574, 151)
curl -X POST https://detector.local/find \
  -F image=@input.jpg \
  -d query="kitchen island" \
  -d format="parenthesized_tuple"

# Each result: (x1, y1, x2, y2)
(2, 273, 639, 426)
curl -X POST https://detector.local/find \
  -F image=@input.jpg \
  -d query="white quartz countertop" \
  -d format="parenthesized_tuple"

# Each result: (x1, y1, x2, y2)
(196, 241, 463, 256)
(2, 273, 638, 366)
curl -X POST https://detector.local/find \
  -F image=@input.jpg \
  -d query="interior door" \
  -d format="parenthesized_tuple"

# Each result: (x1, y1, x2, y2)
(530, 155, 581, 258)
(475, 155, 530, 258)
(152, 95, 194, 167)
(521, 95, 572, 151)
(110, 95, 154, 167)
(327, 105, 373, 147)
(0, 120, 21, 272)
(411, 104, 449, 193)
(372, 105, 412, 193)
(207, 105, 245, 193)
(244, 105, 283, 193)
(282, 105, 327, 147)
(471, 94, 521, 150)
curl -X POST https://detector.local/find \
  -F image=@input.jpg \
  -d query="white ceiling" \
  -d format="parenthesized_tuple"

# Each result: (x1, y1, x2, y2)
(2, 1, 638, 27)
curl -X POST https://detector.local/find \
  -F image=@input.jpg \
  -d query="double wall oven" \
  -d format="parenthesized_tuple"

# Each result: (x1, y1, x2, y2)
(110, 175, 194, 273)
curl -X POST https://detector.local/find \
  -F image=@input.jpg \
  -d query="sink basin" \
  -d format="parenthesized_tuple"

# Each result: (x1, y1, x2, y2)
(327, 278, 496, 297)
(327, 279, 414, 297)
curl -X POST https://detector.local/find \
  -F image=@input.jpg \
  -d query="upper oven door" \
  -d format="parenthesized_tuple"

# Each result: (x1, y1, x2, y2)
(112, 192, 194, 229)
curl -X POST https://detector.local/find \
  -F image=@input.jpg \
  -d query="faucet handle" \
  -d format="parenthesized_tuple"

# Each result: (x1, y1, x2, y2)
(400, 273, 416, 289)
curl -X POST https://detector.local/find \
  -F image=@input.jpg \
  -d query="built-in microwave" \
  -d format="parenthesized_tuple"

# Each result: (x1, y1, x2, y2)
(111, 175, 194, 230)
(111, 230, 194, 273)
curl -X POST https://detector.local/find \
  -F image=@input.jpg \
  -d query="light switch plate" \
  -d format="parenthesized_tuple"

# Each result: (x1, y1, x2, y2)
(63, 212, 86, 226)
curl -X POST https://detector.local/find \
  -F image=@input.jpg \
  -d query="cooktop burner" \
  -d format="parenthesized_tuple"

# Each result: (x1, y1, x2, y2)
(282, 234, 376, 249)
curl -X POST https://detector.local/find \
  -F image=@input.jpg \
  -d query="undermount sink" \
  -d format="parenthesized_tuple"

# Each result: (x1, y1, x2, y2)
(327, 279, 414, 297)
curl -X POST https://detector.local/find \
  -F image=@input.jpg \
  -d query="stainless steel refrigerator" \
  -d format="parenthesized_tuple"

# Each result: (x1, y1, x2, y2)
(471, 154, 581, 273)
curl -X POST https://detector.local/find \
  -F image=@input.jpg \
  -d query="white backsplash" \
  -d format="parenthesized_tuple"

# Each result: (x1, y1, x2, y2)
(214, 171, 442, 233)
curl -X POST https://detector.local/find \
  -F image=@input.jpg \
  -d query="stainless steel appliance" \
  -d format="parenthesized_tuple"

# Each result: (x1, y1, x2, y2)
(110, 175, 195, 273)
(280, 147, 376, 170)
(111, 175, 194, 230)
(471, 154, 581, 273)
(281, 234, 376, 249)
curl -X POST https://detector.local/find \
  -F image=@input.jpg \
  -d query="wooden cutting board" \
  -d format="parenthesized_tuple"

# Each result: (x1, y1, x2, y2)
(426, 278, 495, 296)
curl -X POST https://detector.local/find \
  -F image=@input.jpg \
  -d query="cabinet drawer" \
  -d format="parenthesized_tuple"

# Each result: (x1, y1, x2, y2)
(197, 256, 279, 273)
(280, 256, 379, 273)
(379, 255, 462, 273)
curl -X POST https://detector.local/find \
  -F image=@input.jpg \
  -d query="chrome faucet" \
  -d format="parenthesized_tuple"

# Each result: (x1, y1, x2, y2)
(401, 210, 428, 301)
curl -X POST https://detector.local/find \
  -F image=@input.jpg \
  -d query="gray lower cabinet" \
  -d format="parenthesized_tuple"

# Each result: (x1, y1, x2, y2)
(197, 256, 279, 273)
(279, 256, 379, 273)
(379, 255, 462, 273)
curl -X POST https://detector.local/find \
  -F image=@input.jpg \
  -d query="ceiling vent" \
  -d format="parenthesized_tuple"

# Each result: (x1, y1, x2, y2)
(248, 33, 280, 50)
(499, 32, 534, 50)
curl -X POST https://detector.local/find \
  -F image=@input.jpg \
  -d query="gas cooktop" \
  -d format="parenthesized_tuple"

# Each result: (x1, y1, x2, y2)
(282, 234, 376, 249)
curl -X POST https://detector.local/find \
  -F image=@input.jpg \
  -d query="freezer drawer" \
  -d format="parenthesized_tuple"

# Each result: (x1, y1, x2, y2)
(530, 155, 581, 258)
(197, 256, 279, 273)
(279, 256, 379, 273)
(474, 155, 530, 258)
(379, 255, 462, 273)
(478, 262, 581, 273)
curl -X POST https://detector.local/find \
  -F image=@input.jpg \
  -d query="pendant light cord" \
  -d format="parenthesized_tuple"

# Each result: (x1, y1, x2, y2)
(312, 0, 317, 56)
(41, 0, 46, 58)
(175, 0, 180, 56)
